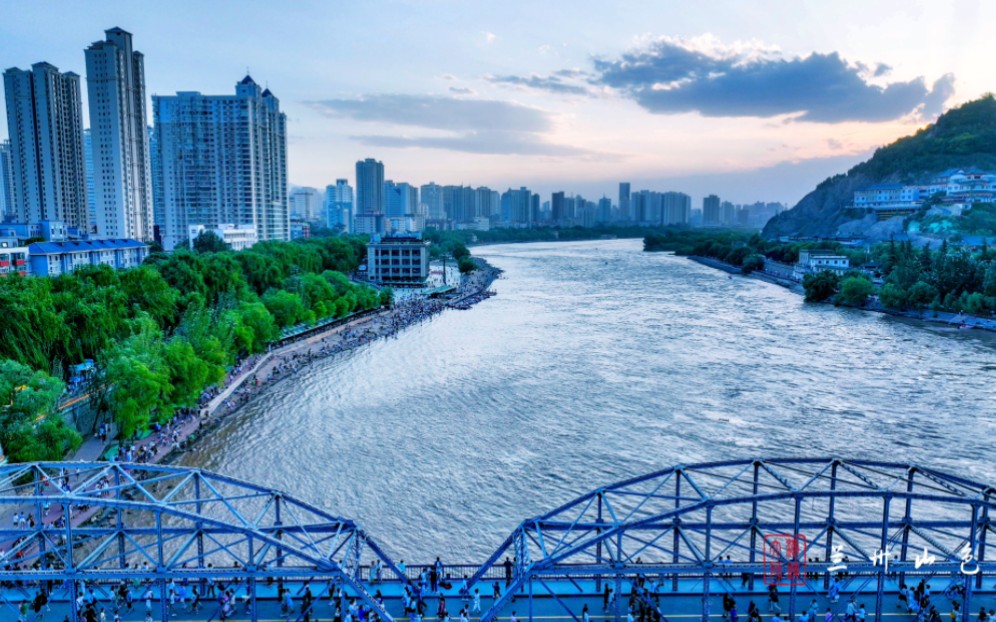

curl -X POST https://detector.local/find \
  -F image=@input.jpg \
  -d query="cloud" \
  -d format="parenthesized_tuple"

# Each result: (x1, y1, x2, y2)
(309, 94, 588, 156)
(488, 74, 590, 95)
(591, 36, 955, 122)
(449, 86, 477, 95)
(309, 94, 550, 132)
(483, 31, 497, 45)
(350, 132, 589, 156)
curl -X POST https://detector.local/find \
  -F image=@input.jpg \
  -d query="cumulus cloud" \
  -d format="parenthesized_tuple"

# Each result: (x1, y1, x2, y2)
(309, 94, 586, 156)
(592, 36, 955, 122)
(488, 73, 590, 95)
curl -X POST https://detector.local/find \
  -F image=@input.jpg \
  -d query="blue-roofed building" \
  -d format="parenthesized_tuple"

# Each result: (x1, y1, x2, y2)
(28, 238, 148, 276)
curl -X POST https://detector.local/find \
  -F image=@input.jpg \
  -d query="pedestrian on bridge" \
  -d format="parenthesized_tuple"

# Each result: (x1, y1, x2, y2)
(583, 603, 591, 622)
(767, 585, 781, 613)
(472, 589, 481, 614)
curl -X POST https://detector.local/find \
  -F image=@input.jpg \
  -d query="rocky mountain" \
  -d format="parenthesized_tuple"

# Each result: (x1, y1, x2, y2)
(763, 95, 996, 239)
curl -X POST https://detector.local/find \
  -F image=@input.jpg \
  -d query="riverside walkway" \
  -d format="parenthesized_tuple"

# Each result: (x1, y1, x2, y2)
(1, 459, 994, 622)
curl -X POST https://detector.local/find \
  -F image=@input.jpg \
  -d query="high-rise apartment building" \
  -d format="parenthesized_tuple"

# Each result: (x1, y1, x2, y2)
(85, 28, 153, 240)
(0, 141, 14, 220)
(289, 187, 322, 222)
(661, 191, 691, 225)
(596, 197, 612, 223)
(442, 185, 476, 223)
(354, 158, 385, 235)
(152, 75, 288, 250)
(551, 191, 566, 223)
(619, 182, 631, 221)
(355, 159, 385, 215)
(83, 129, 96, 229)
(384, 181, 417, 217)
(3, 63, 88, 229)
(325, 179, 353, 231)
(702, 194, 721, 225)
(420, 182, 444, 220)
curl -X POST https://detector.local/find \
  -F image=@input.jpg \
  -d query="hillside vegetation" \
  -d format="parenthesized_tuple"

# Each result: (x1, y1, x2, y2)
(764, 95, 996, 239)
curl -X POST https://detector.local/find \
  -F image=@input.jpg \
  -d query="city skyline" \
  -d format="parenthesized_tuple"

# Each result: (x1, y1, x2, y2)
(1, 1, 993, 207)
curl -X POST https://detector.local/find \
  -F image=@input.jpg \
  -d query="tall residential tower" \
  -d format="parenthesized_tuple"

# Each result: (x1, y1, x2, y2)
(152, 75, 288, 250)
(85, 28, 153, 240)
(3, 63, 88, 229)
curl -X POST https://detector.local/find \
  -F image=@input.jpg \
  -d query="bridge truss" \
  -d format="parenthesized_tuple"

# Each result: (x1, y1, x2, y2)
(468, 458, 996, 622)
(0, 461, 403, 622)
(0, 459, 994, 622)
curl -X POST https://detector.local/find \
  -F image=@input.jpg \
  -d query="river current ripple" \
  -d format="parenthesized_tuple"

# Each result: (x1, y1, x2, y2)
(180, 239, 996, 562)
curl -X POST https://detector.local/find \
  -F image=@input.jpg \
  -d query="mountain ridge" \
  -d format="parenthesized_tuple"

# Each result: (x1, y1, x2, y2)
(763, 95, 996, 239)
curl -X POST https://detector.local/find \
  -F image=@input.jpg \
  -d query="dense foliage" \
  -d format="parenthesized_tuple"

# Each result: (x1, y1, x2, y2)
(0, 359, 81, 462)
(0, 235, 381, 457)
(765, 95, 996, 238)
(647, 230, 996, 315)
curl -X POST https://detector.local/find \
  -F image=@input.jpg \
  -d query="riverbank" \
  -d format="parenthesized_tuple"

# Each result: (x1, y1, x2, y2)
(157, 259, 503, 463)
(59, 260, 503, 472)
(686, 255, 996, 333)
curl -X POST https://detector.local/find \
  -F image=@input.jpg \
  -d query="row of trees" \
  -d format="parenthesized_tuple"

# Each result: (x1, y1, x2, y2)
(643, 229, 996, 314)
(795, 238, 996, 313)
(0, 235, 384, 463)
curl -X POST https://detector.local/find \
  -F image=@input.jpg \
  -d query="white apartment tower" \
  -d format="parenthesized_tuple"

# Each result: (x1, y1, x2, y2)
(85, 28, 154, 241)
(3, 63, 88, 229)
(152, 75, 288, 250)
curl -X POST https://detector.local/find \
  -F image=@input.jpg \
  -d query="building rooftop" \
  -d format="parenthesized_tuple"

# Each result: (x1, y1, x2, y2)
(28, 239, 147, 255)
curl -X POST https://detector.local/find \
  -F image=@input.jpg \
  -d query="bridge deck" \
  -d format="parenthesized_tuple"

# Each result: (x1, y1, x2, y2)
(3, 575, 996, 622)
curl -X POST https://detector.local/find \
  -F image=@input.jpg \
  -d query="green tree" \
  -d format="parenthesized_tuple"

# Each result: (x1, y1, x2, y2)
(741, 254, 765, 274)
(907, 281, 940, 311)
(878, 283, 909, 310)
(262, 289, 309, 328)
(192, 230, 231, 253)
(100, 318, 172, 438)
(458, 257, 476, 273)
(0, 359, 81, 462)
(835, 276, 874, 307)
(163, 338, 217, 409)
(379, 287, 394, 307)
(802, 271, 840, 302)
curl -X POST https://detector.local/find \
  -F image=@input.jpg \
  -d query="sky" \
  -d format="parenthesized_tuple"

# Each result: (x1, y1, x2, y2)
(1, 0, 994, 208)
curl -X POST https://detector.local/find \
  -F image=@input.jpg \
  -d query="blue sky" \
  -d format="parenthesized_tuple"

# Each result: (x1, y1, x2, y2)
(1, 1, 993, 207)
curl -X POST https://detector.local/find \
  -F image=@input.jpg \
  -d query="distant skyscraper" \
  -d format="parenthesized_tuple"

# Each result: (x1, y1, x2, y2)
(148, 125, 161, 235)
(3, 63, 88, 229)
(441, 185, 475, 222)
(153, 75, 288, 250)
(355, 159, 385, 215)
(662, 191, 691, 225)
(720, 200, 736, 225)
(703, 194, 721, 225)
(325, 179, 353, 231)
(85, 27, 153, 240)
(596, 197, 612, 223)
(619, 182, 631, 221)
(384, 181, 418, 218)
(0, 141, 14, 220)
(551, 191, 566, 223)
(289, 187, 322, 222)
(420, 182, 444, 220)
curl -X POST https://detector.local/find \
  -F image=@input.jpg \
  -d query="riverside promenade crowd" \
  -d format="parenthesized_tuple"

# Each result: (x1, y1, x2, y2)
(0, 264, 503, 622)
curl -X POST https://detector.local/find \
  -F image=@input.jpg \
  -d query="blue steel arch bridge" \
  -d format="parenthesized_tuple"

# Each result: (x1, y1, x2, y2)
(0, 458, 994, 622)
